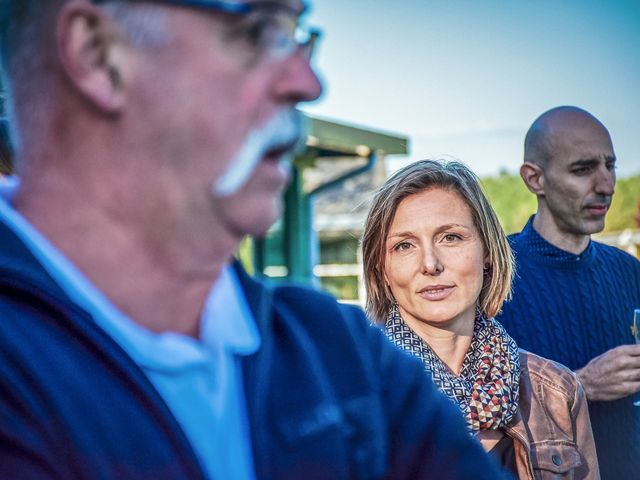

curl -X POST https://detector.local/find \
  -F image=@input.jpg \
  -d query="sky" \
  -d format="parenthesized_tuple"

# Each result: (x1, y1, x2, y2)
(301, 0, 640, 178)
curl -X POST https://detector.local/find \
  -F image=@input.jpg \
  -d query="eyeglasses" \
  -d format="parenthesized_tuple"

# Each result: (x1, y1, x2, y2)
(94, 1, 321, 60)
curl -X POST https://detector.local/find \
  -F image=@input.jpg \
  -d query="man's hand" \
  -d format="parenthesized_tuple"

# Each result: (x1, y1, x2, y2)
(576, 345, 640, 401)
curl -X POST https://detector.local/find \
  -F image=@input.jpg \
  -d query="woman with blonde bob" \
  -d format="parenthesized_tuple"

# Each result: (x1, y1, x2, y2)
(362, 159, 599, 479)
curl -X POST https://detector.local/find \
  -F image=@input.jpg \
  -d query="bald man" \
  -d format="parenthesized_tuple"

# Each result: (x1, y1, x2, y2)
(497, 106, 640, 479)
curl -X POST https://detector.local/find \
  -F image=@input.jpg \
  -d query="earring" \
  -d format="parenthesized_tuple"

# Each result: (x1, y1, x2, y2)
(483, 264, 491, 275)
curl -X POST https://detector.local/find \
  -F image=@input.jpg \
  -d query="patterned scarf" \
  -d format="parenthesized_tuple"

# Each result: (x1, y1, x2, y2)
(385, 305, 520, 432)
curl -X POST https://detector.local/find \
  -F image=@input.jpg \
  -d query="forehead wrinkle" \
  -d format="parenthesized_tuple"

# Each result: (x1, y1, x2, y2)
(387, 231, 416, 241)
(570, 154, 615, 166)
(545, 128, 613, 173)
(569, 158, 599, 167)
(387, 223, 471, 241)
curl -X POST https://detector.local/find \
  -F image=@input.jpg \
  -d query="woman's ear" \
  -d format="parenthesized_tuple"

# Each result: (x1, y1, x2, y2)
(56, 1, 127, 113)
(483, 252, 491, 276)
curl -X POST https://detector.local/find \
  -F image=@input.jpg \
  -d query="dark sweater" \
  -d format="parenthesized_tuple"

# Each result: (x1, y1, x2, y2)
(0, 217, 504, 480)
(497, 217, 640, 480)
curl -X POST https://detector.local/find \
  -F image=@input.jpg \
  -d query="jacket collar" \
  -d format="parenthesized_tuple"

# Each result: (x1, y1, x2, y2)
(232, 260, 274, 339)
(233, 261, 276, 475)
(0, 216, 71, 303)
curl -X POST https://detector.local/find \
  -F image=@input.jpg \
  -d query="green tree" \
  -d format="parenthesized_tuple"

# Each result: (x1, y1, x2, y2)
(605, 175, 640, 232)
(480, 172, 640, 234)
(480, 171, 536, 234)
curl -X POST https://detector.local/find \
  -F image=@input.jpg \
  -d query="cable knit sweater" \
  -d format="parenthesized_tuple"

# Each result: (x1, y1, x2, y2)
(497, 216, 640, 480)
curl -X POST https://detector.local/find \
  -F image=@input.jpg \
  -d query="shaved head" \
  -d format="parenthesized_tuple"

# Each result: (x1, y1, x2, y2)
(524, 106, 611, 169)
(520, 105, 616, 252)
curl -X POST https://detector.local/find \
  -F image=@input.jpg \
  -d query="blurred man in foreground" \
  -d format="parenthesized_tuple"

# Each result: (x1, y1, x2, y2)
(497, 106, 640, 479)
(0, 1, 503, 478)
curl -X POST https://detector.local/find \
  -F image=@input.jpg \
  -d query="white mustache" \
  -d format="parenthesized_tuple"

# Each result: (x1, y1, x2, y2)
(212, 110, 303, 198)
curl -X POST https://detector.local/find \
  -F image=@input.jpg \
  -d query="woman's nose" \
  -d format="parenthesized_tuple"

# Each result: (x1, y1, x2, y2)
(421, 249, 444, 275)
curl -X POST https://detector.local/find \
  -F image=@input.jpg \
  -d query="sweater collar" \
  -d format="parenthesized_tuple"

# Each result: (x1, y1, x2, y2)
(516, 216, 595, 268)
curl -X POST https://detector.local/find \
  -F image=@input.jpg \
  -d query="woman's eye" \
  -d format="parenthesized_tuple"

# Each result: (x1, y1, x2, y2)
(394, 241, 412, 252)
(443, 233, 461, 242)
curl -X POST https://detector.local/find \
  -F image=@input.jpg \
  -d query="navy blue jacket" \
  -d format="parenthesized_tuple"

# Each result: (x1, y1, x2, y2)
(0, 218, 503, 479)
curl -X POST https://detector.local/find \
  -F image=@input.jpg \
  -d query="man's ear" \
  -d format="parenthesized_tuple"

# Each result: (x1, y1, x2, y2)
(56, 1, 127, 113)
(520, 162, 545, 195)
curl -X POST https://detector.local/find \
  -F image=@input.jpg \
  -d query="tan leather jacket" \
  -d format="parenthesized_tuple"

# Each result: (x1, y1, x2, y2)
(503, 351, 600, 480)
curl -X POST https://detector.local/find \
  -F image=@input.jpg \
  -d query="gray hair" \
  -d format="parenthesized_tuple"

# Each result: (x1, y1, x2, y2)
(100, 1, 169, 47)
(0, 0, 168, 154)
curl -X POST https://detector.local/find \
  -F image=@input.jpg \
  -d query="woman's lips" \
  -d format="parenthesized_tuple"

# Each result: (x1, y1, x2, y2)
(418, 285, 455, 301)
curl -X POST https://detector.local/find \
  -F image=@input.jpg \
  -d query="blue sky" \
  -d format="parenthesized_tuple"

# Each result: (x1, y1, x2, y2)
(301, 0, 640, 178)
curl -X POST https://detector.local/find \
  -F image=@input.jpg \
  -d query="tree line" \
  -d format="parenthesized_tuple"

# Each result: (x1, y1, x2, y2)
(480, 171, 640, 234)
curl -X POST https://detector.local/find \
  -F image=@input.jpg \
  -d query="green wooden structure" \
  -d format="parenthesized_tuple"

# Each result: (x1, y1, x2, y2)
(252, 114, 408, 285)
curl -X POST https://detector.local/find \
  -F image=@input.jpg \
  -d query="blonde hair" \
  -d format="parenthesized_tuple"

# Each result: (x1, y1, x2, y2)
(361, 159, 513, 323)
